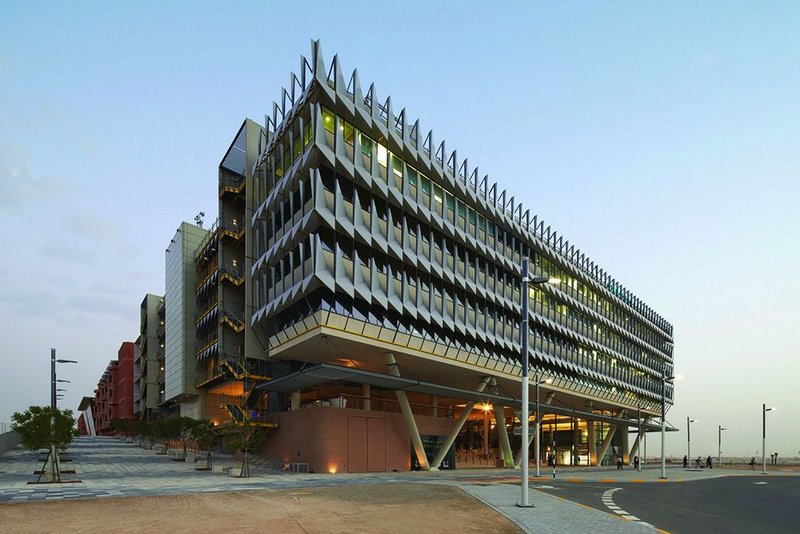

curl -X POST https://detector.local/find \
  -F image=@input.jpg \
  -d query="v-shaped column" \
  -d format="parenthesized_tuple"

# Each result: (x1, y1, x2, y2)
(385, 353, 429, 471)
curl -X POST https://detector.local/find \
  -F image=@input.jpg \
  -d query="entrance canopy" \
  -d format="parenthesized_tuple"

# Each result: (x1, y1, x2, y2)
(256, 363, 675, 432)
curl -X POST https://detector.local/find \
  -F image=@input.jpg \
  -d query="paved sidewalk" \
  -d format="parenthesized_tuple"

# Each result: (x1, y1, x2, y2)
(2, 438, 793, 532)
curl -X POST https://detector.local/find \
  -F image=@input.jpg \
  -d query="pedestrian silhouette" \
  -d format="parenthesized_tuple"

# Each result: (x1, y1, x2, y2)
(633, 455, 640, 470)
(617, 456, 623, 470)
(695, 457, 701, 469)
(706, 455, 712, 469)
(749, 457, 755, 470)
(683, 455, 688, 468)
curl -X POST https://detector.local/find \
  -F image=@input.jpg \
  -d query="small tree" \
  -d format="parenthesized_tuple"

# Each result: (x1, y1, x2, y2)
(155, 417, 195, 460)
(190, 419, 216, 469)
(12, 406, 78, 482)
(222, 420, 264, 477)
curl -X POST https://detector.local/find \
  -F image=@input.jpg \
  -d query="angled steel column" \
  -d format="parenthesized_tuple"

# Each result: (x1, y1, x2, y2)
(596, 409, 625, 466)
(385, 353, 429, 471)
(430, 376, 490, 471)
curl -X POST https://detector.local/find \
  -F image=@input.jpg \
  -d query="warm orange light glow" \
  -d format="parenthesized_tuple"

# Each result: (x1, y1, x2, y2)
(328, 466, 337, 474)
(212, 420, 219, 426)
(482, 403, 492, 412)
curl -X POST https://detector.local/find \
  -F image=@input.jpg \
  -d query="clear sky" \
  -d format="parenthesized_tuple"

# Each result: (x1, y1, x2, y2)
(1, 1, 798, 458)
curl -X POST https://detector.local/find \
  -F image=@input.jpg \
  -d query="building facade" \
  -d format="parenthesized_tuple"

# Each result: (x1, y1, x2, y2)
(164, 222, 209, 418)
(243, 42, 674, 473)
(89, 342, 136, 435)
(135, 293, 164, 419)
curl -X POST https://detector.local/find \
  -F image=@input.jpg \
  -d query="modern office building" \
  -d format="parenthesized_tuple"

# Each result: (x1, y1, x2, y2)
(135, 293, 164, 420)
(164, 222, 209, 418)
(241, 41, 674, 473)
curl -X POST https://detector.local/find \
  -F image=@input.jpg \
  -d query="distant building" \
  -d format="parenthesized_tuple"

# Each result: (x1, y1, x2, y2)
(89, 342, 136, 435)
(135, 293, 164, 420)
(164, 222, 208, 418)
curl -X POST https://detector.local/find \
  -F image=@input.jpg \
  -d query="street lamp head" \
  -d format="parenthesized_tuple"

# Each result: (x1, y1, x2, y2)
(530, 276, 561, 285)
(689, 419, 697, 423)
(56, 359, 78, 364)
(57, 379, 70, 383)
(765, 407, 774, 412)
(545, 378, 553, 384)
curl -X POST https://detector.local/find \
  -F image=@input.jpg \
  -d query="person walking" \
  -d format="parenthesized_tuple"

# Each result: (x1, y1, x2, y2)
(706, 455, 713, 469)
(683, 455, 688, 468)
(633, 455, 640, 470)
(749, 457, 755, 470)
(616, 456, 623, 470)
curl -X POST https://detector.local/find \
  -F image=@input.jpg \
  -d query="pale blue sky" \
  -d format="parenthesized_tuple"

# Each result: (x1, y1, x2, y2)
(1, 1, 798, 457)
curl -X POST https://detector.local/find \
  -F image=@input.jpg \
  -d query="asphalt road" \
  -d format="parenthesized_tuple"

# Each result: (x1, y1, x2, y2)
(534, 476, 800, 533)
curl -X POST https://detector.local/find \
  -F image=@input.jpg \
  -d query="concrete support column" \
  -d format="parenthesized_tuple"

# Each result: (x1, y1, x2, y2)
(494, 404, 513, 467)
(290, 391, 300, 411)
(430, 376, 490, 471)
(483, 410, 490, 456)
(586, 402, 596, 466)
(362, 384, 371, 411)
(621, 423, 630, 464)
(385, 353, 429, 471)
(587, 420, 597, 466)
(629, 429, 644, 460)
(431, 395, 438, 417)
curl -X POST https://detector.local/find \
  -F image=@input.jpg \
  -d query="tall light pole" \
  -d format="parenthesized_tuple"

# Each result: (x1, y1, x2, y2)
(762, 404, 773, 475)
(686, 417, 697, 468)
(718, 426, 727, 467)
(660, 368, 675, 479)
(518, 257, 559, 508)
(49, 348, 77, 482)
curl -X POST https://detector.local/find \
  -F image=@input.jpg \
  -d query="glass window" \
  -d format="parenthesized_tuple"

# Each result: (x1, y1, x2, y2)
(304, 121, 312, 146)
(360, 133, 373, 158)
(322, 108, 335, 134)
(377, 143, 388, 167)
(343, 120, 354, 145)
(420, 175, 431, 195)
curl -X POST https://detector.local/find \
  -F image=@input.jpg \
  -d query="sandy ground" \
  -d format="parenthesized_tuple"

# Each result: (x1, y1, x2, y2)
(0, 483, 521, 534)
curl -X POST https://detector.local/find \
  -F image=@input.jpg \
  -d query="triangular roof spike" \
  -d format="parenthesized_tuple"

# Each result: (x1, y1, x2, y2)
(410, 119, 419, 146)
(272, 101, 279, 129)
(382, 95, 392, 123)
(435, 140, 446, 166)
(291, 72, 302, 102)
(523, 209, 530, 226)
(311, 39, 326, 80)
(332, 55, 347, 92)
(423, 130, 433, 156)
(498, 188, 507, 207)
(300, 53, 312, 88)
(468, 167, 478, 189)
(364, 82, 375, 111)
(460, 159, 470, 182)
(281, 87, 292, 113)
(327, 53, 338, 85)
(348, 68, 361, 99)
(395, 107, 405, 135)
(489, 182, 497, 201)
(447, 150, 457, 177)
(479, 174, 488, 193)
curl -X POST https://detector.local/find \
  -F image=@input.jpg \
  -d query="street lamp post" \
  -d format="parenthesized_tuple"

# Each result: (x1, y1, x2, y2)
(518, 258, 559, 508)
(718, 426, 727, 467)
(687, 417, 697, 468)
(49, 348, 77, 482)
(762, 404, 773, 475)
(660, 368, 675, 479)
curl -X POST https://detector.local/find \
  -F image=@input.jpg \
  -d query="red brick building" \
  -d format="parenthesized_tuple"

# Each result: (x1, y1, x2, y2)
(89, 342, 136, 435)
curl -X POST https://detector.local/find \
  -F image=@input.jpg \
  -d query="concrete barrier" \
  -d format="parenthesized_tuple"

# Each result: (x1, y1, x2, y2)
(0, 431, 21, 455)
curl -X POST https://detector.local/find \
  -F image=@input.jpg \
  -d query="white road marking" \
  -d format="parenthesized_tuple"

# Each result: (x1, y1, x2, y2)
(601, 487, 651, 527)
(754, 481, 768, 485)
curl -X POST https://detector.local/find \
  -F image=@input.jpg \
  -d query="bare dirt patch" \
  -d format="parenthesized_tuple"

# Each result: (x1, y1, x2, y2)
(0, 483, 521, 533)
